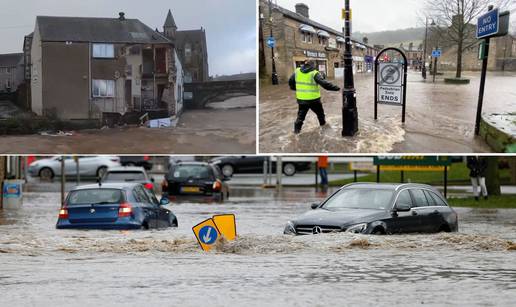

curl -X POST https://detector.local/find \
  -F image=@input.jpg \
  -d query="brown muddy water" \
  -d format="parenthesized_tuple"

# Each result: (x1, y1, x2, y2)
(260, 71, 516, 153)
(1, 189, 515, 306)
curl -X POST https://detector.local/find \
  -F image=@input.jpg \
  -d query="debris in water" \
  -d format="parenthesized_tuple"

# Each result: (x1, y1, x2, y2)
(348, 238, 371, 248)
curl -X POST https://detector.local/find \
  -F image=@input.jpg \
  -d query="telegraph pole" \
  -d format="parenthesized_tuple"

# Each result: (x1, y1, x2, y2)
(268, 0, 279, 85)
(342, 0, 358, 137)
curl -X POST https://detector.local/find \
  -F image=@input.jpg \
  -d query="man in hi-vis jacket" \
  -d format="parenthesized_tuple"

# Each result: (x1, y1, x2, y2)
(288, 60, 340, 134)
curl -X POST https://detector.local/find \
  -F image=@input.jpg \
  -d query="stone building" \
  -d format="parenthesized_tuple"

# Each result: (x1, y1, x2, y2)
(0, 53, 23, 93)
(25, 12, 184, 121)
(161, 9, 209, 83)
(259, 0, 379, 83)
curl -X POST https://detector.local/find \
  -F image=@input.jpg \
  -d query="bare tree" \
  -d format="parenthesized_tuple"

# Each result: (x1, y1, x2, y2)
(424, 0, 511, 78)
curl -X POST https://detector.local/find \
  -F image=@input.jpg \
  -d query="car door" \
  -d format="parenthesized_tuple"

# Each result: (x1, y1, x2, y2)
(409, 189, 432, 232)
(423, 190, 448, 232)
(388, 189, 421, 233)
(133, 185, 158, 228)
(143, 187, 169, 228)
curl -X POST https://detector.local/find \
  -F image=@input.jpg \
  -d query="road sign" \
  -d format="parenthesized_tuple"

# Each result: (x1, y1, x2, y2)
(379, 63, 402, 86)
(374, 156, 451, 171)
(266, 36, 276, 48)
(213, 214, 237, 241)
(378, 86, 402, 105)
(192, 218, 220, 251)
(431, 49, 442, 58)
(341, 9, 352, 20)
(477, 8, 499, 39)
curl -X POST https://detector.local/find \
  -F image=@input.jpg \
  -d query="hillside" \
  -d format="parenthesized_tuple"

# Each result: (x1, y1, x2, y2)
(211, 72, 256, 81)
(354, 27, 426, 46)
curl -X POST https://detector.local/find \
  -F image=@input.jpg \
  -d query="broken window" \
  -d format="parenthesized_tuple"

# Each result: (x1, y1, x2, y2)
(92, 44, 115, 58)
(92, 79, 115, 97)
(155, 48, 167, 74)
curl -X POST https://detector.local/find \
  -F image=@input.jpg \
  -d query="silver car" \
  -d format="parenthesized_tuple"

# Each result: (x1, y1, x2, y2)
(28, 156, 121, 180)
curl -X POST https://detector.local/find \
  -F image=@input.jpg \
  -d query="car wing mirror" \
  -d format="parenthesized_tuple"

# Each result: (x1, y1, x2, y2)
(150, 177, 155, 183)
(311, 203, 320, 210)
(160, 197, 170, 206)
(394, 203, 411, 212)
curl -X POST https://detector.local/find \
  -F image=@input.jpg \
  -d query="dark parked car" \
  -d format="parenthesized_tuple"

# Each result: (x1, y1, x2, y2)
(210, 156, 311, 177)
(119, 156, 153, 170)
(56, 182, 177, 230)
(284, 183, 458, 235)
(101, 166, 155, 191)
(162, 162, 229, 202)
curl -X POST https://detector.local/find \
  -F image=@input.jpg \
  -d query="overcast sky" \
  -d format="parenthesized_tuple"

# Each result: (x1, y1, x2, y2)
(275, 0, 516, 34)
(0, 0, 256, 76)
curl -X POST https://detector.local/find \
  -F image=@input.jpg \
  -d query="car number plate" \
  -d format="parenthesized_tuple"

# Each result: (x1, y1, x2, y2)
(181, 186, 200, 193)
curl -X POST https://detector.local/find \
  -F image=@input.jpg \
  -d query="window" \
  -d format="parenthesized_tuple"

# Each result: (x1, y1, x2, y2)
(396, 190, 413, 208)
(92, 79, 115, 98)
(429, 191, 448, 206)
(302, 32, 312, 43)
(318, 36, 327, 46)
(410, 189, 429, 207)
(6, 80, 11, 88)
(92, 43, 115, 58)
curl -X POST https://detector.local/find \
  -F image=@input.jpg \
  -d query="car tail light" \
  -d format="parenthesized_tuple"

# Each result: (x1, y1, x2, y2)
(161, 179, 168, 189)
(118, 203, 132, 218)
(144, 183, 153, 190)
(143, 156, 150, 161)
(212, 180, 222, 191)
(58, 208, 68, 219)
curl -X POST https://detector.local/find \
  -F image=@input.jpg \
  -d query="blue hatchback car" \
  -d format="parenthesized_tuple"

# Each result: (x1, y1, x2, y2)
(56, 182, 177, 230)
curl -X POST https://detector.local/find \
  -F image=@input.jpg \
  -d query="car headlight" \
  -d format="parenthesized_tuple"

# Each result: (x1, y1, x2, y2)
(284, 221, 296, 235)
(346, 223, 368, 234)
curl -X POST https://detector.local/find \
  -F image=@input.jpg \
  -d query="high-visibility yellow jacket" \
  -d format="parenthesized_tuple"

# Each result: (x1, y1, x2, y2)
(295, 68, 321, 100)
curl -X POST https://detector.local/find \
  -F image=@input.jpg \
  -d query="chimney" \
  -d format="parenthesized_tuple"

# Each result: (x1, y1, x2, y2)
(119, 12, 125, 21)
(295, 3, 309, 18)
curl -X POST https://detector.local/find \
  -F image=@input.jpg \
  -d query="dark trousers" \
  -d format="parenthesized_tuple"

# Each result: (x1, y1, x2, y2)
(319, 168, 328, 185)
(294, 100, 326, 132)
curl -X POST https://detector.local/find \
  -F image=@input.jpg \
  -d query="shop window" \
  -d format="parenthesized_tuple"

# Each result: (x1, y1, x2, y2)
(92, 44, 115, 58)
(92, 79, 115, 98)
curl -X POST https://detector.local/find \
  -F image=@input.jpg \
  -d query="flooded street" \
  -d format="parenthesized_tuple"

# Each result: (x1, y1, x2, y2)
(1, 189, 515, 306)
(0, 97, 256, 154)
(260, 71, 516, 153)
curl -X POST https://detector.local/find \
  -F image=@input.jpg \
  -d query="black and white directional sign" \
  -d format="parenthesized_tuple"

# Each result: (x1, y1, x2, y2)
(378, 63, 402, 105)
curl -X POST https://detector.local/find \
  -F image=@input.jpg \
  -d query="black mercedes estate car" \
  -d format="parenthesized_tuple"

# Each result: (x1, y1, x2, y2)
(284, 183, 458, 235)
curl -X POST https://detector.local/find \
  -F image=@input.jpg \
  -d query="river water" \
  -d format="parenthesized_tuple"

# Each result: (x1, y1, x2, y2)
(1, 189, 515, 306)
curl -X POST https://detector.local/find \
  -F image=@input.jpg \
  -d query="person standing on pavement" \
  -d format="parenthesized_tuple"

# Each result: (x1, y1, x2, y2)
(288, 60, 340, 134)
(318, 156, 329, 187)
(467, 156, 488, 201)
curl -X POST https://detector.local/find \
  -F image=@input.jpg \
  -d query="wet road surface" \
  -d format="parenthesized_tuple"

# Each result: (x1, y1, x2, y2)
(260, 71, 516, 153)
(0, 97, 256, 154)
(1, 189, 515, 306)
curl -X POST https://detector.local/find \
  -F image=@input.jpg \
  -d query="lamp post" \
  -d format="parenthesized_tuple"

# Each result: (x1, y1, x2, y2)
(342, 0, 358, 137)
(268, 0, 279, 85)
(422, 18, 436, 80)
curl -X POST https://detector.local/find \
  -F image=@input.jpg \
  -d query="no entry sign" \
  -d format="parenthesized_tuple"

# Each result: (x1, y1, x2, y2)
(374, 48, 408, 123)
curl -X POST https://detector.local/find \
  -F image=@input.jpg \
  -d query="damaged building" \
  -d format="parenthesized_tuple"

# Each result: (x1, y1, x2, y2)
(24, 11, 185, 122)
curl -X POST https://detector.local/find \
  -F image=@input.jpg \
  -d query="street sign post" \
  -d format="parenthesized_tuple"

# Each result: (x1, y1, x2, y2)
(475, 7, 511, 135)
(374, 48, 408, 123)
(266, 36, 276, 48)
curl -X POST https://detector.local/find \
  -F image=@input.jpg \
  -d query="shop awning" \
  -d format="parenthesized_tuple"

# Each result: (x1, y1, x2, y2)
(355, 43, 367, 49)
(299, 24, 316, 34)
(336, 36, 346, 43)
(317, 30, 330, 38)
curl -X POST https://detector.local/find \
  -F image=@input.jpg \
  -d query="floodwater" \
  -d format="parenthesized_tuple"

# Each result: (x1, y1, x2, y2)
(260, 71, 516, 153)
(1, 189, 515, 306)
(0, 97, 256, 154)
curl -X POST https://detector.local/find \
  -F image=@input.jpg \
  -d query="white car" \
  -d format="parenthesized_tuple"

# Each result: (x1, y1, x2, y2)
(28, 156, 121, 180)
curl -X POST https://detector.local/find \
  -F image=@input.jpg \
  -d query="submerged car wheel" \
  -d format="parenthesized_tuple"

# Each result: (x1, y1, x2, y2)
(372, 227, 385, 235)
(39, 167, 54, 180)
(283, 163, 297, 176)
(221, 164, 234, 177)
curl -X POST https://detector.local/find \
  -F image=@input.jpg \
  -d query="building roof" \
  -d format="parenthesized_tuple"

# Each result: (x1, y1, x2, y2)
(0, 53, 23, 67)
(36, 15, 171, 44)
(272, 3, 378, 50)
(164, 9, 177, 28)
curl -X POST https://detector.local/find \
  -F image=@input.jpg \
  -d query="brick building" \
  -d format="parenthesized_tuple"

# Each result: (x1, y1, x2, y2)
(259, 1, 379, 83)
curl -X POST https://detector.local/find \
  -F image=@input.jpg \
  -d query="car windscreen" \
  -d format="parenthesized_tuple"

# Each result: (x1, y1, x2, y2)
(322, 188, 394, 210)
(104, 171, 146, 182)
(67, 189, 123, 206)
(168, 165, 212, 182)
